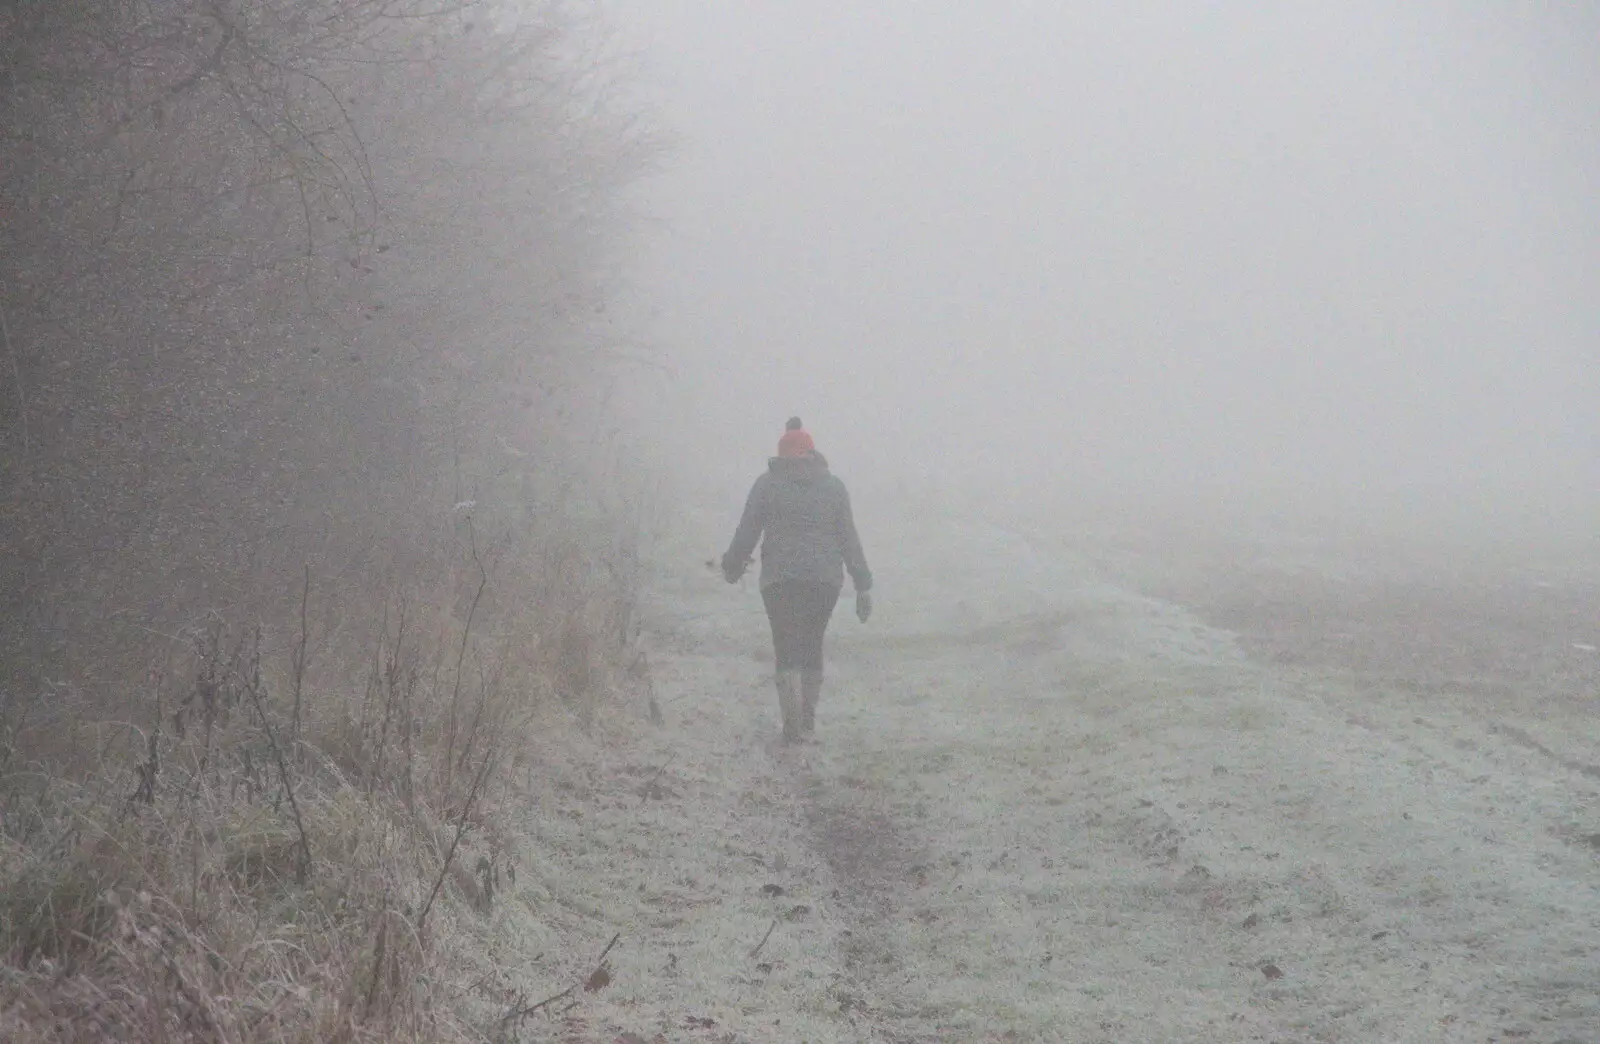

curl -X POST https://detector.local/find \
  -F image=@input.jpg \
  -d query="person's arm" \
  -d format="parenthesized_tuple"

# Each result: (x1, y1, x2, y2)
(837, 482, 872, 593)
(721, 477, 766, 581)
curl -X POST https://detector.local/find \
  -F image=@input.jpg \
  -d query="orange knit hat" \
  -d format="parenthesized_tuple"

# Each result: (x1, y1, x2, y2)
(777, 416, 814, 458)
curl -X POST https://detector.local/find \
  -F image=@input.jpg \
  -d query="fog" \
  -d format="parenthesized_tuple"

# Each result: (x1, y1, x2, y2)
(7, 4, 1600, 1035)
(615, 2, 1598, 544)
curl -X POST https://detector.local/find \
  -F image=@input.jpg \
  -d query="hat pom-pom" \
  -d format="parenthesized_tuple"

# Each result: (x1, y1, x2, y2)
(785, 416, 803, 431)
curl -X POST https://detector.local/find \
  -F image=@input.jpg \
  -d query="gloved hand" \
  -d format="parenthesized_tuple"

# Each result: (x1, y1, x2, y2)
(855, 589, 872, 623)
(721, 554, 748, 584)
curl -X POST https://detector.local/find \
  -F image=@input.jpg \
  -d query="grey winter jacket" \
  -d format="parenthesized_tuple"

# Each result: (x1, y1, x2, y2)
(722, 454, 872, 592)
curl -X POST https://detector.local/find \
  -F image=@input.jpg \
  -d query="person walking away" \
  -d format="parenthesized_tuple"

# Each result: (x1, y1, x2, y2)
(721, 417, 873, 744)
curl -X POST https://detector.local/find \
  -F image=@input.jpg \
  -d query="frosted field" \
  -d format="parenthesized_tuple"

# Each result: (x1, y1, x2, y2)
(505, 499, 1600, 1043)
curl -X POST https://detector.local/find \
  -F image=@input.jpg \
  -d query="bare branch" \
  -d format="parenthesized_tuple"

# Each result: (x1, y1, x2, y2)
(0, 296, 25, 461)
(415, 743, 494, 935)
(242, 628, 313, 884)
(748, 918, 779, 960)
(291, 565, 310, 750)
(445, 517, 487, 774)
(92, 18, 236, 150)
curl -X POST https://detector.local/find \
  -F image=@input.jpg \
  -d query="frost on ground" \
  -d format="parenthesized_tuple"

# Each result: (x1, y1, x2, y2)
(514, 497, 1600, 1043)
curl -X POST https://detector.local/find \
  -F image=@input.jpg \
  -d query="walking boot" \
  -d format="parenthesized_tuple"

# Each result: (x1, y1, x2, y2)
(775, 670, 803, 744)
(800, 669, 823, 740)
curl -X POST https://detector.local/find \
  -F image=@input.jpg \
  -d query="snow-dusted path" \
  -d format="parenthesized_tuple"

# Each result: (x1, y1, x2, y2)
(536, 501, 1600, 1042)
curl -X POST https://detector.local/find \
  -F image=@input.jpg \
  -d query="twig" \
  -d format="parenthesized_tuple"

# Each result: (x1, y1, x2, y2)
(291, 565, 310, 751)
(92, 20, 236, 148)
(748, 918, 779, 960)
(501, 985, 573, 1025)
(582, 930, 621, 993)
(445, 517, 487, 778)
(637, 752, 675, 804)
(362, 889, 390, 1019)
(416, 744, 494, 935)
(242, 631, 312, 884)
(0, 297, 26, 459)
(454, 634, 501, 776)
(131, 685, 162, 806)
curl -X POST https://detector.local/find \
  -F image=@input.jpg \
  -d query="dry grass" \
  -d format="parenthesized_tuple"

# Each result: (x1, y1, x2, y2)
(0, 520, 641, 1043)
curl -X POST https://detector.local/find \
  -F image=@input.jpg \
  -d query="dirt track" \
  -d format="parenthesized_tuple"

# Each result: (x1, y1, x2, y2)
(522, 501, 1600, 1042)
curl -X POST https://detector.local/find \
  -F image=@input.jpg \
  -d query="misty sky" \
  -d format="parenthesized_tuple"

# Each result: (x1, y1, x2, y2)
(611, 2, 1597, 522)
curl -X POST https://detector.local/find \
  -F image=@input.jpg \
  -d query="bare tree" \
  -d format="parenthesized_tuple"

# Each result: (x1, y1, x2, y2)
(0, 0, 660, 706)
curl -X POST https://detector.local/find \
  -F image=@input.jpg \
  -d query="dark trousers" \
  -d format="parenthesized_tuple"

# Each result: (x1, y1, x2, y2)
(760, 581, 841, 671)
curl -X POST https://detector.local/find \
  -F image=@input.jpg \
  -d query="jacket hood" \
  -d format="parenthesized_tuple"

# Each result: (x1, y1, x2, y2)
(767, 451, 830, 481)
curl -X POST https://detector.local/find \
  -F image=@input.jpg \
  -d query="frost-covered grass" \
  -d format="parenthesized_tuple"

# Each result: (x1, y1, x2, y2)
(0, 521, 641, 1042)
(29, 493, 1581, 1041)
(604, 496, 1600, 1042)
